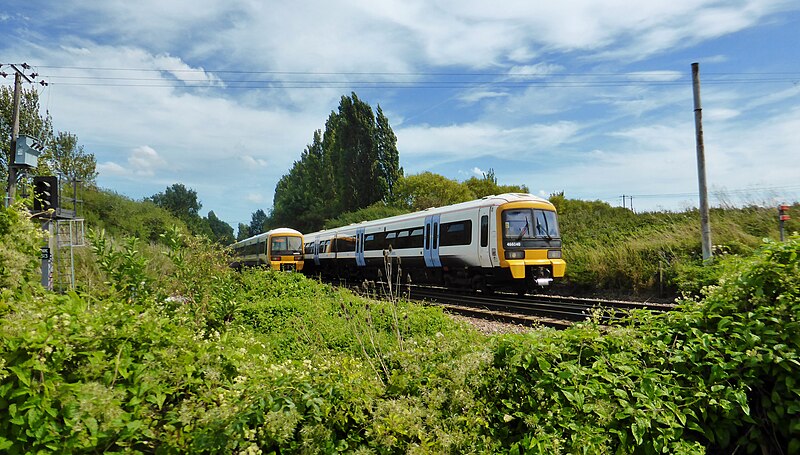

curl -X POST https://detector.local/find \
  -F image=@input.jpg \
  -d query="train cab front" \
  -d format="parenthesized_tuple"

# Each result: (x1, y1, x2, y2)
(499, 205, 566, 287)
(268, 234, 305, 272)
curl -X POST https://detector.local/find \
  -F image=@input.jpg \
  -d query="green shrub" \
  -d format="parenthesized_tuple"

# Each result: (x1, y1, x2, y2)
(480, 235, 800, 453)
(0, 202, 45, 294)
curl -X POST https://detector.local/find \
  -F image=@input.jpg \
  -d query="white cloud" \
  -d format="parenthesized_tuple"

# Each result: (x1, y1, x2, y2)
(458, 90, 509, 103)
(240, 155, 268, 168)
(98, 145, 167, 178)
(508, 63, 564, 78)
(245, 193, 264, 204)
(31, 0, 795, 71)
(96, 161, 125, 176)
(128, 146, 167, 177)
(397, 121, 581, 168)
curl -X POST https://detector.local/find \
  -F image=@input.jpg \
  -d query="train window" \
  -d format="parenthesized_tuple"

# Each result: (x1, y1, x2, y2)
(481, 215, 488, 247)
(534, 210, 560, 238)
(409, 228, 424, 248)
(304, 242, 314, 254)
(424, 225, 430, 249)
(439, 220, 472, 246)
(271, 236, 302, 256)
(364, 233, 383, 251)
(336, 236, 356, 252)
(395, 230, 410, 249)
(432, 223, 438, 249)
(385, 232, 397, 249)
(503, 209, 535, 240)
(503, 209, 560, 239)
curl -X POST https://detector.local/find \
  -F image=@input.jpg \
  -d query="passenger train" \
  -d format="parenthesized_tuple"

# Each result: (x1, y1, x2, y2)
(302, 193, 565, 294)
(230, 227, 305, 272)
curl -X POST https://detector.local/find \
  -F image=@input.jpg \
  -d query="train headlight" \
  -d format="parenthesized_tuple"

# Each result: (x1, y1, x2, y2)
(547, 250, 562, 259)
(294, 254, 302, 261)
(504, 250, 525, 259)
(271, 256, 281, 261)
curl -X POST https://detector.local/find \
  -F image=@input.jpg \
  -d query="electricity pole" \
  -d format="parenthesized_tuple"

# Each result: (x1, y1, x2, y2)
(3, 63, 46, 207)
(692, 62, 712, 261)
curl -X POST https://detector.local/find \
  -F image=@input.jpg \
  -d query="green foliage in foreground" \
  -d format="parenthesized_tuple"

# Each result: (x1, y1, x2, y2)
(0, 199, 798, 453)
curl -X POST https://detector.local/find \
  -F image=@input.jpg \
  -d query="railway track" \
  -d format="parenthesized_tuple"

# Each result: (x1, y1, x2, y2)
(410, 288, 674, 329)
(344, 279, 675, 330)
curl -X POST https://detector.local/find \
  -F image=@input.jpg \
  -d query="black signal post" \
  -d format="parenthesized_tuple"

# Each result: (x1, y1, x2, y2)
(33, 175, 58, 213)
(778, 204, 791, 242)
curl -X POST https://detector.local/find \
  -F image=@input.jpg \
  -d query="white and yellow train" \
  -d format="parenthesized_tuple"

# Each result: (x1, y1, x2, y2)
(230, 227, 305, 272)
(302, 193, 565, 294)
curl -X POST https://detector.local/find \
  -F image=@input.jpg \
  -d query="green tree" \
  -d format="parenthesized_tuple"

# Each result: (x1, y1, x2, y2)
(391, 172, 475, 211)
(249, 209, 268, 235)
(236, 223, 250, 241)
(147, 183, 211, 237)
(40, 131, 98, 185)
(324, 202, 409, 229)
(462, 168, 528, 199)
(148, 183, 201, 218)
(206, 211, 235, 245)
(330, 93, 382, 213)
(375, 105, 403, 201)
(267, 131, 329, 232)
(269, 94, 402, 232)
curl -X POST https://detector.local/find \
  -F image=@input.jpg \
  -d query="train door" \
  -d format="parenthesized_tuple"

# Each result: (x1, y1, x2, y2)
(313, 236, 320, 266)
(478, 207, 494, 268)
(424, 214, 442, 267)
(355, 228, 366, 267)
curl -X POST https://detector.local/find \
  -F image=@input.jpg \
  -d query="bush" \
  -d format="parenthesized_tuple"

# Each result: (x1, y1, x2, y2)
(480, 235, 800, 453)
(0, 202, 44, 294)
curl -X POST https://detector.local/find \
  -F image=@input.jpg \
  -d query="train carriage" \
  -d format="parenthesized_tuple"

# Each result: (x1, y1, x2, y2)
(231, 227, 304, 272)
(302, 193, 565, 294)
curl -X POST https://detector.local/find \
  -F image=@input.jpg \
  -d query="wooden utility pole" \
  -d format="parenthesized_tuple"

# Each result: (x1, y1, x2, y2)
(692, 62, 712, 261)
(5, 64, 34, 206)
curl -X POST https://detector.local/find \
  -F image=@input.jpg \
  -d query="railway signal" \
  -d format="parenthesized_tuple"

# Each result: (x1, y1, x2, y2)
(778, 204, 791, 241)
(33, 175, 58, 212)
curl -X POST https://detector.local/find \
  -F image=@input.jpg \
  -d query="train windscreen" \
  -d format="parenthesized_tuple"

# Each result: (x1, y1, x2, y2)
(503, 209, 560, 240)
(270, 236, 303, 256)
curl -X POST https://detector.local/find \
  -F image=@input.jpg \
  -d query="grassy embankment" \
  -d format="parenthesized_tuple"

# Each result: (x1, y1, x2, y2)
(552, 195, 798, 297)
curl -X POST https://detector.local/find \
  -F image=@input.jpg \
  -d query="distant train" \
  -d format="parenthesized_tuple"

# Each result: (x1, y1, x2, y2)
(230, 227, 305, 272)
(302, 193, 565, 294)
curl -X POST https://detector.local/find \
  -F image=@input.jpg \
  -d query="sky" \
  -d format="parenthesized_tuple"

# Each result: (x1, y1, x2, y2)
(2, 0, 800, 231)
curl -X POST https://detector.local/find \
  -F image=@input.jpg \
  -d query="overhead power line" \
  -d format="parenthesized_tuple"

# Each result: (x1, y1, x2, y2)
(606, 184, 800, 201)
(7, 64, 798, 90)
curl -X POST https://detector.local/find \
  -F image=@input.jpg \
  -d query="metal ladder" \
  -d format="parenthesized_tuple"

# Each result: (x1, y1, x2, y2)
(53, 218, 85, 291)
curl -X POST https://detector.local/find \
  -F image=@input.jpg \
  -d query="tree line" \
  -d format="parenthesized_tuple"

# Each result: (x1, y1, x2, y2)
(240, 93, 528, 240)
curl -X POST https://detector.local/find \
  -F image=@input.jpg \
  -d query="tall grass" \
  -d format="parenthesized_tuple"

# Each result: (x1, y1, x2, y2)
(553, 195, 798, 296)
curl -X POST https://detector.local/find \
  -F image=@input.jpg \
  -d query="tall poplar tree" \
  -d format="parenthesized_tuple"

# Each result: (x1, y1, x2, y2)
(269, 92, 402, 232)
(375, 105, 402, 201)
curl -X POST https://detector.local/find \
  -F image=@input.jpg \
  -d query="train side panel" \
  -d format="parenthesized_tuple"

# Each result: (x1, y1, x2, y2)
(301, 193, 565, 294)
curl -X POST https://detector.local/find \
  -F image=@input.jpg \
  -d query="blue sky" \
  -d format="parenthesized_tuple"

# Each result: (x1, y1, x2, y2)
(2, 1, 800, 230)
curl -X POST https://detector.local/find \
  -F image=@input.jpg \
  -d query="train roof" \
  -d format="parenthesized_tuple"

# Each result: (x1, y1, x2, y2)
(304, 193, 554, 238)
(231, 227, 303, 248)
